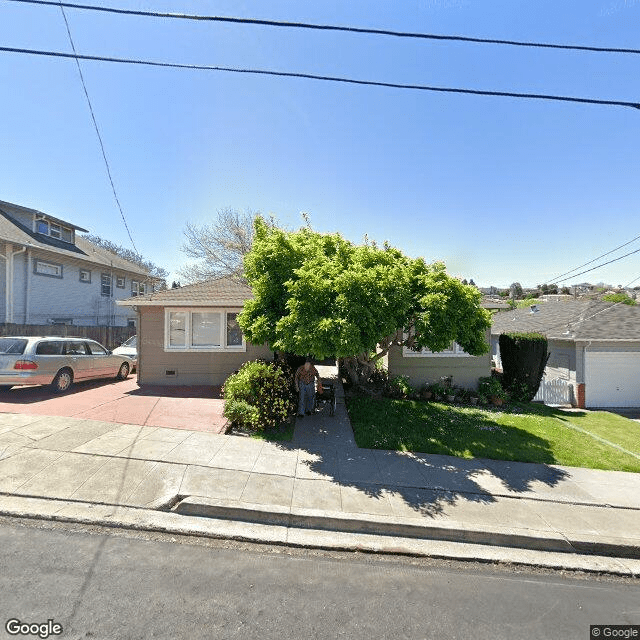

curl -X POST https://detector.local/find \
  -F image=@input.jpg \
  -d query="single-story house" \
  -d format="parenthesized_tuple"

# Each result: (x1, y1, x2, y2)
(491, 301, 640, 408)
(121, 276, 492, 390)
(117, 278, 271, 385)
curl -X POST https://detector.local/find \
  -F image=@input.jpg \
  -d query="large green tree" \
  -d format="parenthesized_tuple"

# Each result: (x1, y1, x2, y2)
(238, 218, 491, 385)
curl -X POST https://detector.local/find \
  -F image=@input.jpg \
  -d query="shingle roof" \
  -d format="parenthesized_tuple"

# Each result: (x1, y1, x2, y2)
(119, 277, 253, 307)
(0, 203, 149, 276)
(491, 300, 640, 341)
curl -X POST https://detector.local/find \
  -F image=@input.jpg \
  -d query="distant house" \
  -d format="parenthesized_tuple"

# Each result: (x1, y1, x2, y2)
(492, 301, 640, 408)
(117, 278, 272, 385)
(0, 199, 154, 327)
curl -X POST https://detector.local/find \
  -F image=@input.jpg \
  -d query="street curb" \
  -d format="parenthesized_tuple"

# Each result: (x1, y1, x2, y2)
(0, 494, 638, 577)
(172, 496, 640, 560)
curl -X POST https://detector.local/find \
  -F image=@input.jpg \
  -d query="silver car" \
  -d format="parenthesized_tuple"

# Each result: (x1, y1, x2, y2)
(112, 335, 137, 370)
(0, 336, 134, 393)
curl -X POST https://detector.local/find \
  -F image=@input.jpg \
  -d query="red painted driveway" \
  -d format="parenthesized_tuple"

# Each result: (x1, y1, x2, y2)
(0, 377, 227, 433)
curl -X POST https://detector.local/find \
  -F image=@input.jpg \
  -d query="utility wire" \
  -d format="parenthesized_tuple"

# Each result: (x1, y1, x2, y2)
(6, 0, 640, 56)
(57, 4, 139, 255)
(546, 232, 640, 284)
(1, 46, 639, 110)
(556, 246, 640, 283)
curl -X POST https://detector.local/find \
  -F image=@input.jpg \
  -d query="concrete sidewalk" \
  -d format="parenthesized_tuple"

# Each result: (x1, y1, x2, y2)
(0, 366, 639, 575)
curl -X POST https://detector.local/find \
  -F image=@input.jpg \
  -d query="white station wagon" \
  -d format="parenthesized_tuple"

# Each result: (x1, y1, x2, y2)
(0, 336, 134, 393)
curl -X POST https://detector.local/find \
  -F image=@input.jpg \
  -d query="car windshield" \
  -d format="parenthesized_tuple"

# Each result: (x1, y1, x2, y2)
(0, 338, 28, 355)
(122, 335, 137, 348)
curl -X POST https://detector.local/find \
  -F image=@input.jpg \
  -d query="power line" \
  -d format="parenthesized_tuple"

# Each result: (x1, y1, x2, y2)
(6, 0, 640, 56)
(546, 232, 640, 284)
(556, 246, 640, 283)
(56, 3, 139, 255)
(1, 45, 639, 111)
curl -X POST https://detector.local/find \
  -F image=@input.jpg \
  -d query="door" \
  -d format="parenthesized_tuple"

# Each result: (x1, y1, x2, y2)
(63, 341, 94, 380)
(84, 340, 113, 377)
(584, 351, 640, 407)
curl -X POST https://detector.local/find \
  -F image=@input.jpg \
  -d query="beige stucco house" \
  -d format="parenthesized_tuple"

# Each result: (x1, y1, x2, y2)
(117, 278, 271, 385)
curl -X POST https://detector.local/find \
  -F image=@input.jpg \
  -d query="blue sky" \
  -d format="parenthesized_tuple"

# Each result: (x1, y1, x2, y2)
(1, 0, 639, 288)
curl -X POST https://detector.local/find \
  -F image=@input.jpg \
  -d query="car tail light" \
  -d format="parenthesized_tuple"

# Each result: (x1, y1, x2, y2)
(14, 360, 38, 370)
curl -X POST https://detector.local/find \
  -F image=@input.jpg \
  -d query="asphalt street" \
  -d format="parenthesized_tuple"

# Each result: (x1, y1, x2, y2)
(0, 518, 638, 640)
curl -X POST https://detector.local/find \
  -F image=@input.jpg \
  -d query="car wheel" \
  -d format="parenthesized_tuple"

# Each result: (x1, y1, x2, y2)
(51, 369, 73, 394)
(116, 362, 130, 380)
(0, 385, 12, 392)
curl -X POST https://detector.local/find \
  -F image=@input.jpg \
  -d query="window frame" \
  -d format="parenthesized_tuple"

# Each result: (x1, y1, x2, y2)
(101, 273, 112, 297)
(402, 331, 474, 358)
(115, 275, 126, 289)
(79, 269, 91, 284)
(34, 259, 63, 279)
(164, 308, 246, 352)
(34, 216, 74, 244)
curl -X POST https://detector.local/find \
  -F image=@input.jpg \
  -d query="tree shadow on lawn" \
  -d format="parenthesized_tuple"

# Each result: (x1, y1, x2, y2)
(270, 396, 571, 519)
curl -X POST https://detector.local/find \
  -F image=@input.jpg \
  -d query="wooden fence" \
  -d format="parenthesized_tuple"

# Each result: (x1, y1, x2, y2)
(0, 324, 135, 350)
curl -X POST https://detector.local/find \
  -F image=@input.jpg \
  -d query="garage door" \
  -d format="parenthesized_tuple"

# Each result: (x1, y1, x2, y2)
(585, 351, 640, 407)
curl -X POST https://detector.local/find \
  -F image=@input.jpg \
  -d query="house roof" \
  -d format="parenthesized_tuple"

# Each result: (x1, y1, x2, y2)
(0, 203, 150, 276)
(491, 300, 640, 341)
(117, 277, 253, 307)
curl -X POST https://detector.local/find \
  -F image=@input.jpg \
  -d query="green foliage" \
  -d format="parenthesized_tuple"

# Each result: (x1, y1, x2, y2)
(602, 293, 636, 305)
(478, 376, 508, 401)
(498, 332, 549, 402)
(238, 217, 491, 370)
(516, 297, 543, 309)
(388, 375, 413, 398)
(223, 399, 259, 429)
(222, 360, 295, 431)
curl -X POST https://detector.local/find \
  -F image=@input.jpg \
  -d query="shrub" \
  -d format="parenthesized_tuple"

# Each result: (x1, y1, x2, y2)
(388, 375, 413, 398)
(602, 293, 636, 305)
(478, 376, 508, 401)
(223, 360, 296, 431)
(223, 399, 260, 429)
(498, 332, 549, 402)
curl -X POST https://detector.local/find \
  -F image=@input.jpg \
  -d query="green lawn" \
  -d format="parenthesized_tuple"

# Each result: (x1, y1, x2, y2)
(249, 419, 295, 443)
(346, 396, 640, 472)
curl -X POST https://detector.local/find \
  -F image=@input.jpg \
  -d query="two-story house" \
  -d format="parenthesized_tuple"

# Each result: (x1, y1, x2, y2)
(0, 199, 155, 327)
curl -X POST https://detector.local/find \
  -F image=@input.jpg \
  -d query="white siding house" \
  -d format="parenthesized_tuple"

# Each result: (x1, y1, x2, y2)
(0, 200, 156, 327)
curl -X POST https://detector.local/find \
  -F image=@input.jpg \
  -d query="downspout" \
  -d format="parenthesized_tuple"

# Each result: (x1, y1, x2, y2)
(10, 246, 26, 323)
(25, 248, 31, 324)
(0, 244, 8, 324)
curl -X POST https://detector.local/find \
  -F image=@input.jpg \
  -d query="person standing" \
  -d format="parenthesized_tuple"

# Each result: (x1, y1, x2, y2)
(295, 357, 320, 418)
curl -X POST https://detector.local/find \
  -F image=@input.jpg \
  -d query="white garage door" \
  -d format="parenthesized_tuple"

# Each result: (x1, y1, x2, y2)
(585, 351, 640, 407)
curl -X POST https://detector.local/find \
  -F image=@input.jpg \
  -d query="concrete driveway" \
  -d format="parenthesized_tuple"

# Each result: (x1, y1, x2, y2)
(0, 377, 227, 433)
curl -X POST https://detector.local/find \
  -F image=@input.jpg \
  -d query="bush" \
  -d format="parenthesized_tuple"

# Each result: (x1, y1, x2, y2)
(388, 375, 413, 398)
(478, 376, 508, 402)
(223, 360, 296, 431)
(498, 332, 549, 402)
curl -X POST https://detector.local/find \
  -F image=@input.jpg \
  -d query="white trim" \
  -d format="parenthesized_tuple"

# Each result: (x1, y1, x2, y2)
(163, 307, 246, 352)
(402, 341, 474, 358)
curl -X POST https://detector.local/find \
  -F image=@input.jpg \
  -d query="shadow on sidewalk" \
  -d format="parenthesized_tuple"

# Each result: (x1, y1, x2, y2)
(267, 369, 570, 519)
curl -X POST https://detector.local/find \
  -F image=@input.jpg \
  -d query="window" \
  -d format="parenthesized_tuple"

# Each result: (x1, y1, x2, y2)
(116, 276, 125, 289)
(50, 318, 73, 325)
(0, 338, 27, 355)
(36, 341, 65, 355)
(65, 341, 88, 355)
(86, 341, 107, 355)
(131, 281, 146, 296)
(34, 260, 62, 278)
(101, 274, 112, 297)
(165, 309, 245, 351)
(35, 216, 73, 243)
(127, 319, 136, 328)
(402, 341, 472, 358)
(79, 269, 91, 283)
(226, 312, 243, 346)
(168, 311, 187, 347)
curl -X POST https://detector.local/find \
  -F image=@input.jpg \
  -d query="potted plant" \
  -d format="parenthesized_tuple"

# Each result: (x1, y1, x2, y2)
(478, 376, 508, 407)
